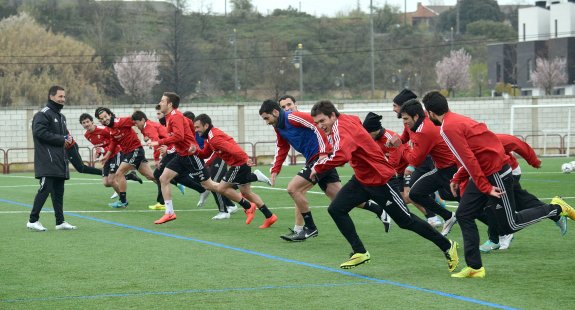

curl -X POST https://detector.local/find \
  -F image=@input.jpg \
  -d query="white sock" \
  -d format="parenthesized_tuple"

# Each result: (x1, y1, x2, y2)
(294, 225, 304, 233)
(165, 200, 174, 214)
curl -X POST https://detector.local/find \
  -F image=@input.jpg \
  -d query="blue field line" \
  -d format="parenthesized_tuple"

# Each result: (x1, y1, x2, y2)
(1, 198, 517, 309)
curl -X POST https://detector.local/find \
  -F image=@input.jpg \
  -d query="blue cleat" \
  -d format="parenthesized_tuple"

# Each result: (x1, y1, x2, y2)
(177, 183, 185, 195)
(108, 201, 129, 208)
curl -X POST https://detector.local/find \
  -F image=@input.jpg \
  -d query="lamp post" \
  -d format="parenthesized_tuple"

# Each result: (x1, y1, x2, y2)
(293, 43, 304, 100)
(232, 29, 239, 101)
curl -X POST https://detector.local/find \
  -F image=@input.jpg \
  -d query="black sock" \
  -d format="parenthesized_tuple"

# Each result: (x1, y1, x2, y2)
(239, 198, 252, 209)
(259, 205, 273, 218)
(302, 211, 317, 229)
(120, 192, 127, 203)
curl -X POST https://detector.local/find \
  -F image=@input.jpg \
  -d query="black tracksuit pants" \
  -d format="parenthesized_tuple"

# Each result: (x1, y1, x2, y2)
(409, 165, 459, 221)
(67, 144, 102, 176)
(457, 165, 560, 269)
(30, 177, 66, 225)
(328, 175, 451, 255)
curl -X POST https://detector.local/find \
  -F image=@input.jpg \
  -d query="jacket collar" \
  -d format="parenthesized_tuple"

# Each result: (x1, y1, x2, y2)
(46, 100, 63, 113)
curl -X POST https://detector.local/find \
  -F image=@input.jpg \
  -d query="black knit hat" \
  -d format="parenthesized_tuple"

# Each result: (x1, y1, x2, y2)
(393, 89, 417, 106)
(362, 112, 383, 132)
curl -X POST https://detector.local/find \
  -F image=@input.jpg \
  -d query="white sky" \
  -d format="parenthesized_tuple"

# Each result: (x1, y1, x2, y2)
(191, 0, 535, 16)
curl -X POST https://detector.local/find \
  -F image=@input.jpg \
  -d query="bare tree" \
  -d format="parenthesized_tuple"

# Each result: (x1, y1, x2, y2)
(530, 57, 567, 95)
(114, 51, 161, 103)
(435, 48, 472, 97)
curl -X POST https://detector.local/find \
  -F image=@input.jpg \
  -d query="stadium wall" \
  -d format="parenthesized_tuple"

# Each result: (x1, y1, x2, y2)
(1, 96, 574, 168)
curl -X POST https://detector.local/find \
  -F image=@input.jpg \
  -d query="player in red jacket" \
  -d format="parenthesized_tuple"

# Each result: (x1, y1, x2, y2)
(96, 107, 156, 208)
(193, 113, 277, 229)
(310, 100, 458, 270)
(422, 91, 575, 278)
(398, 99, 459, 235)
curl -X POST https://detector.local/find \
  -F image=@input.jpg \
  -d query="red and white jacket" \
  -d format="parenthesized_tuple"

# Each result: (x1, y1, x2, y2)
(402, 117, 458, 169)
(157, 109, 198, 157)
(196, 126, 249, 167)
(313, 114, 396, 186)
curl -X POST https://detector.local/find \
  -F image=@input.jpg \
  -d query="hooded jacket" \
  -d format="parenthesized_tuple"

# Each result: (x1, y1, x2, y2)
(32, 100, 70, 179)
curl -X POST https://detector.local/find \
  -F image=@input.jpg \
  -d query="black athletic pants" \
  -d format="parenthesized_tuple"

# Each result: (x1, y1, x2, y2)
(457, 165, 559, 269)
(67, 144, 102, 175)
(30, 177, 66, 225)
(409, 165, 459, 221)
(328, 175, 451, 254)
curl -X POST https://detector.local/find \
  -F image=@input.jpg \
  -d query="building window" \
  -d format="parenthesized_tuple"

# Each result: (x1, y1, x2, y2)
(523, 23, 526, 41)
(527, 58, 532, 81)
(555, 19, 558, 38)
(496, 62, 502, 82)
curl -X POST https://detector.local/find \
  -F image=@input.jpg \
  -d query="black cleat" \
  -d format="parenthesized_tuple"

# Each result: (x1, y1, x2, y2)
(280, 227, 318, 242)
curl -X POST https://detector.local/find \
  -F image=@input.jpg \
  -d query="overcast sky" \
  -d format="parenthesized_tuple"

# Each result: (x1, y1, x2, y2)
(191, 0, 534, 16)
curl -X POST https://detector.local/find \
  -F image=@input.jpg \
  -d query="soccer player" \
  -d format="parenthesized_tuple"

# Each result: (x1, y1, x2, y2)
(131, 110, 205, 211)
(422, 91, 575, 278)
(95, 107, 156, 208)
(259, 100, 390, 241)
(193, 113, 277, 228)
(389, 89, 444, 227)
(80, 113, 142, 197)
(310, 100, 458, 270)
(398, 99, 458, 235)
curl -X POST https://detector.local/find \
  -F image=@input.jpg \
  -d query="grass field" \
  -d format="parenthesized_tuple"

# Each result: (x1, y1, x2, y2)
(1, 157, 574, 309)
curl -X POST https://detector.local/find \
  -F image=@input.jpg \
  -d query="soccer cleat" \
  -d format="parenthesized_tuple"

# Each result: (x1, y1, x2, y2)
(259, 214, 278, 228)
(498, 234, 514, 250)
(340, 251, 371, 269)
(177, 183, 185, 195)
(281, 226, 319, 241)
(556, 216, 568, 236)
(55, 222, 77, 230)
(553, 196, 575, 221)
(109, 201, 129, 208)
(378, 210, 391, 233)
(148, 203, 166, 210)
(227, 205, 239, 214)
(244, 203, 257, 224)
(451, 266, 486, 278)
(27, 221, 47, 232)
(254, 169, 272, 186)
(479, 240, 500, 253)
(441, 214, 457, 236)
(212, 212, 231, 220)
(154, 213, 177, 224)
(197, 191, 210, 208)
(427, 215, 443, 228)
(444, 240, 459, 272)
(110, 191, 119, 199)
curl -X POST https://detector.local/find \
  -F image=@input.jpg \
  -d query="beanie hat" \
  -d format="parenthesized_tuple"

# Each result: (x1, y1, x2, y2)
(393, 89, 417, 106)
(362, 112, 384, 132)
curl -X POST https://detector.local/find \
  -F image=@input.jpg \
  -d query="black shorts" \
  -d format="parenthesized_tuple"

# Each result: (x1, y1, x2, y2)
(165, 154, 209, 182)
(103, 153, 122, 177)
(404, 155, 435, 188)
(223, 164, 255, 185)
(300, 158, 340, 191)
(122, 146, 148, 169)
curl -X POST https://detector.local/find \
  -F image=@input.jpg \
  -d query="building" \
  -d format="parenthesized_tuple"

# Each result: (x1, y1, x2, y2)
(488, 0, 575, 96)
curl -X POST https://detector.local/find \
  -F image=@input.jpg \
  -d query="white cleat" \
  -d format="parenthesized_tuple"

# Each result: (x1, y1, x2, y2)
(441, 214, 457, 236)
(498, 234, 514, 250)
(254, 169, 272, 186)
(212, 212, 231, 220)
(197, 191, 210, 208)
(110, 191, 119, 199)
(427, 215, 443, 228)
(227, 205, 239, 214)
(27, 221, 47, 232)
(55, 222, 77, 230)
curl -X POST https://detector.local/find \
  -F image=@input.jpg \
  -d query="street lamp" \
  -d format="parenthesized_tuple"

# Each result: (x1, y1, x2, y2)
(293, 43, 303, 100)
(230, 28, 239, 101)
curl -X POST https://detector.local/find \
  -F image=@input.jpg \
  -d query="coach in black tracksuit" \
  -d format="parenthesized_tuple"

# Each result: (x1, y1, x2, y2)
(28, 86, 75, 229)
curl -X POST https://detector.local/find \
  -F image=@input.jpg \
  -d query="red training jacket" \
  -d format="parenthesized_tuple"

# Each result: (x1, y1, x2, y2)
(196, 127, 249, 167)
(157, 109, 197, 156)
(402, 117, 457, 169)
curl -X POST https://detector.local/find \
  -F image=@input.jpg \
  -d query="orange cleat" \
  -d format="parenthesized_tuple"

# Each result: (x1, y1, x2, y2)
(245, 203, 257, 224)
(259, 214, 278, 229)
(154, 213, 177, 224)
